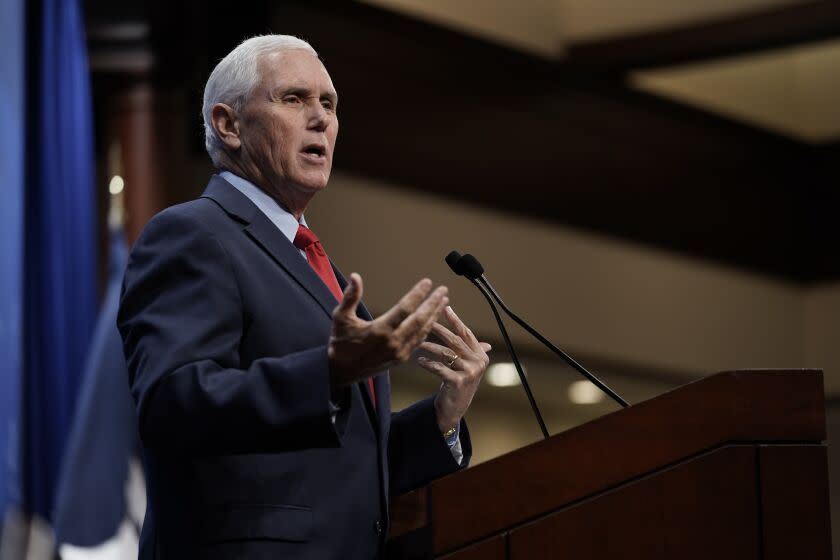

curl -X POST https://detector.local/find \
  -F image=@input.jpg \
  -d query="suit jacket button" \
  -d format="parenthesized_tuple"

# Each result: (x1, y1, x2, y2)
(374, 520, 384, 536)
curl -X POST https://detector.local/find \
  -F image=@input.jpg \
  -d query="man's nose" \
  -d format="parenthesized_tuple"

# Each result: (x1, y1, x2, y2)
(307, 102, 329, 132)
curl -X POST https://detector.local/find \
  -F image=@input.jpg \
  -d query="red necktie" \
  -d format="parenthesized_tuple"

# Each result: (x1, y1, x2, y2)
(293, 224, 376, 408)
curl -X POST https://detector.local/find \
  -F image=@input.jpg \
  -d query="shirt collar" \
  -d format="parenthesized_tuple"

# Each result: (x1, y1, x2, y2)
(219, 170, 307, 245)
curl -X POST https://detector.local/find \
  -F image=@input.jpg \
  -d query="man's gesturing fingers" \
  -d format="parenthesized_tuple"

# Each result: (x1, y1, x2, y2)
(416, 307, 492, 432)
(333, 272, 364, 321)
(329, 278, 453, 384)
(380, 278, 434, 327)
(393, 285, 448, 344)
(418, 341, 462, 366)
(430, 321, 472, 357)
(443, 305, 482, 353)
(378, 287, 447, 364)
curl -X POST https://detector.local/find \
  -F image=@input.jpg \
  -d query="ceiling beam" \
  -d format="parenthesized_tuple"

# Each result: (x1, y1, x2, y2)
(564, 0, 840, 71)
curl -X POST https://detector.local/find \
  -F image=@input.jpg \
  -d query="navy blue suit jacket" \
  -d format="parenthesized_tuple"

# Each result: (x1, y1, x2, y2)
(118, 175, 471, 559)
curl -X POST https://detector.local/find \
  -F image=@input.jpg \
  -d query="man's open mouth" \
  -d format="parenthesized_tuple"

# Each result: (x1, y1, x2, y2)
(302, 144, 326, 158)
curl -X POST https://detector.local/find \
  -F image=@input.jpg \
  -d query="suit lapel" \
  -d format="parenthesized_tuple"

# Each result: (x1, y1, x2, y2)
(201, 176, 339, 319)
(203, 176, 384, 426)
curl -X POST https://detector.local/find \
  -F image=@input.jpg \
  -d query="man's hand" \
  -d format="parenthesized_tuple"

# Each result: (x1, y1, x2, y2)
(416, 306, 491, 432)
(328, 274, 449, 387)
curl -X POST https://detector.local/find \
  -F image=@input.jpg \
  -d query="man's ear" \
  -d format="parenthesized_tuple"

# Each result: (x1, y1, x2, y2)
(211, 103, 241, 150)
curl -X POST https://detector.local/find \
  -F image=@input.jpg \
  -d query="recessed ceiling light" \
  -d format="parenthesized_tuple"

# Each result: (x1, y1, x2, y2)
(486, 362, 521, 387)
(568, 380, 604, 405)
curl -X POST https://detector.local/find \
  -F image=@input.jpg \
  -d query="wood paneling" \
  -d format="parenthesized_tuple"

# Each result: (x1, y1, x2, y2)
(508, 446, 760, 559)
(759, 445, 833, 559)
(439, 535, 507, 560)
(428, 370, 823, 553)
(386, 370, 829, 558)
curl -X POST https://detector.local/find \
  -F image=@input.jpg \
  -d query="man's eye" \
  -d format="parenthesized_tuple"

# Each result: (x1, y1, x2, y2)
(284, 95, 302, 104)
(321, 100, 335, 111)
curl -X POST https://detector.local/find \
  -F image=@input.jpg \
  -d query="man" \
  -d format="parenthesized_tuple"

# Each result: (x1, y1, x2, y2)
(118, 35, 491, 559)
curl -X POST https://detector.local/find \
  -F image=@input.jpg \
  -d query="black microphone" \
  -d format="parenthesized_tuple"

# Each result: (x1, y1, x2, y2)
(446, 251, 629, 409)
(444, 251, 466, 276)
(458, 253, 485, 279)
(446, 251, 549, 438)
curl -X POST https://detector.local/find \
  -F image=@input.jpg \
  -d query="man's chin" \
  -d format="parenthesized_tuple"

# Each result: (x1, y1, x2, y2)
(295, 173, 331, 193)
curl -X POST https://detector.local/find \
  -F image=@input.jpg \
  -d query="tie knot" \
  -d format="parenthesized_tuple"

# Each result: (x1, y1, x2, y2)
(293, 224, 321, 251)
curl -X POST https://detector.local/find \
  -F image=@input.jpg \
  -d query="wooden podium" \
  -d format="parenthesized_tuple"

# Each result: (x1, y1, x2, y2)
(387, 370, 831, 559)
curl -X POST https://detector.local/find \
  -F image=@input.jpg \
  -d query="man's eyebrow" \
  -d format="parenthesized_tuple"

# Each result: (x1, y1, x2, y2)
(272, 86, 338, 103)
(271, 86, 308, 98)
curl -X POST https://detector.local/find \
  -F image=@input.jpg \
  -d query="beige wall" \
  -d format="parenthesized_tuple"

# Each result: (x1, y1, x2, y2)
(305, 170, 839, 393)
(805, 283, 840, 387)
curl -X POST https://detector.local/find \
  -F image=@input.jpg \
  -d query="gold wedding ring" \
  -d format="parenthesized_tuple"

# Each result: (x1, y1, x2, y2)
(446, 354, 459, 368)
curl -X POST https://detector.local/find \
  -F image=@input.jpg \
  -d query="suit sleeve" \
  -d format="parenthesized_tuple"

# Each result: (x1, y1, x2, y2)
(387, 396, 472, 497)
(118, 208, 342, 454)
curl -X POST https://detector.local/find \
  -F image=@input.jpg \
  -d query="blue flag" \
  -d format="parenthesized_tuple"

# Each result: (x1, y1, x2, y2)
(0, 0, 26, 530)
(22, 0, 98, 525)
(53, 226, 143, 550)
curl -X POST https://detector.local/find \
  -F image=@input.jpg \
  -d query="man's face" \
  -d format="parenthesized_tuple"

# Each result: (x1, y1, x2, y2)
(236, 49, 339, 201)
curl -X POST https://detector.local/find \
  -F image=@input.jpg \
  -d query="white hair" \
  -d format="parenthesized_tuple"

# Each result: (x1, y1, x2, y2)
(202, 35, 317, 166)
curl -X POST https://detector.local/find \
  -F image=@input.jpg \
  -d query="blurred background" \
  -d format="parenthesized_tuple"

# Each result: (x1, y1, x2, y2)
(1, 0, 839, 557)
